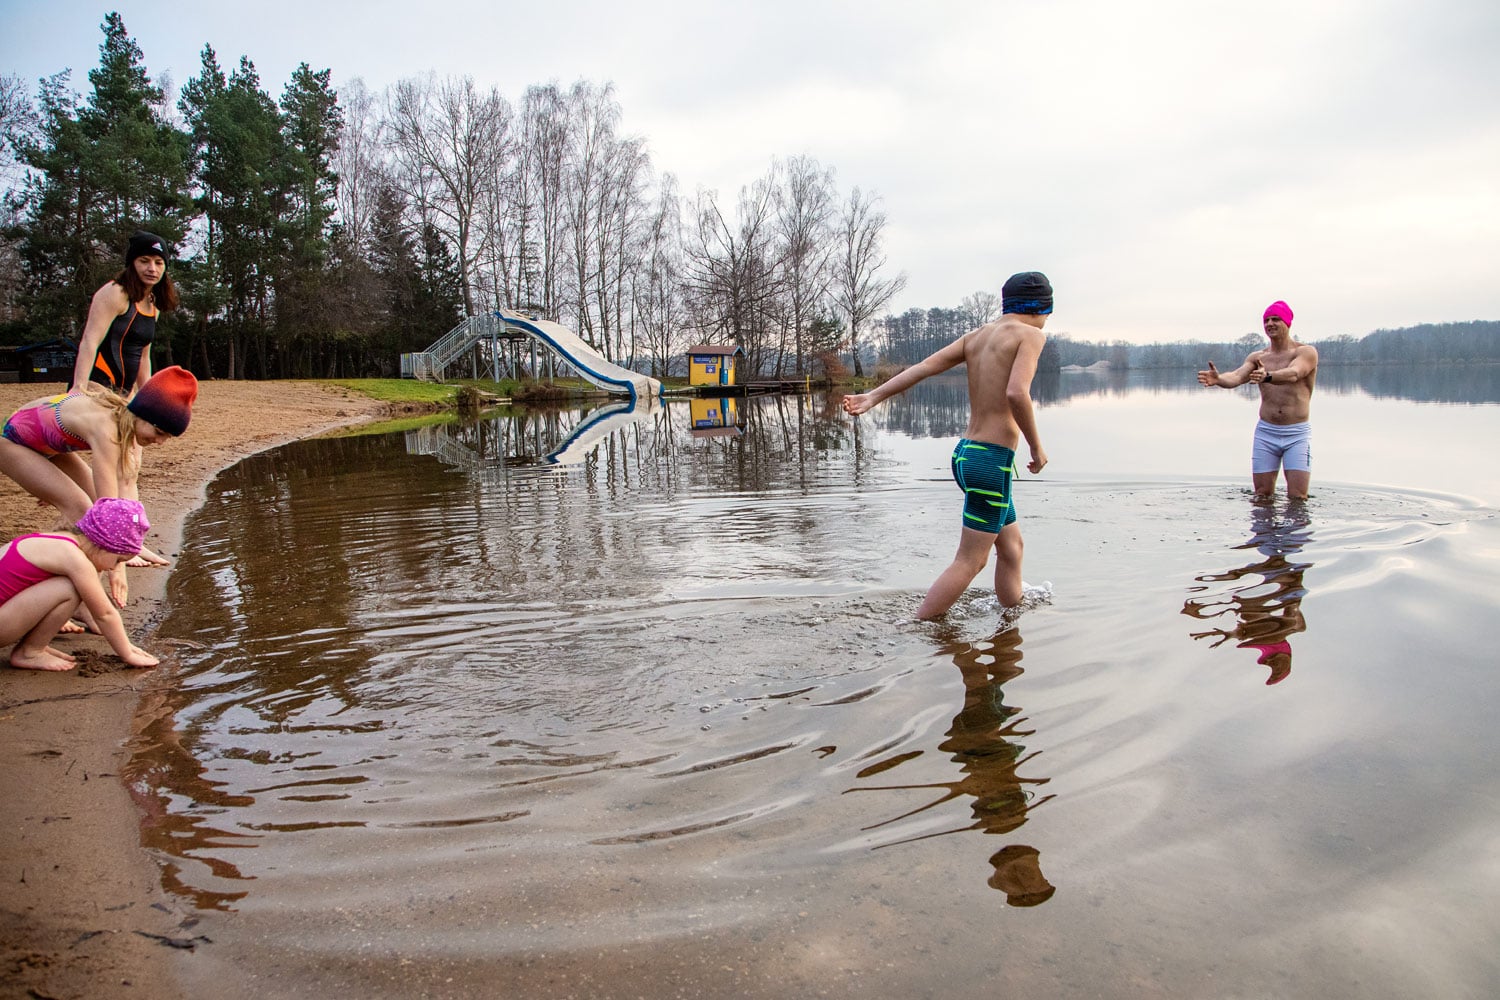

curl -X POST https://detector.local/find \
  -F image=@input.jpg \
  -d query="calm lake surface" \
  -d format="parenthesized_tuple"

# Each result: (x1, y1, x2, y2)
(134, 368, 1500, 999)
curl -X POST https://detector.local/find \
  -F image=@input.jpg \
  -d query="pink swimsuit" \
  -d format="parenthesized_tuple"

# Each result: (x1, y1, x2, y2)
(0, 533, 79, 604)
(2, 396, 91, 456)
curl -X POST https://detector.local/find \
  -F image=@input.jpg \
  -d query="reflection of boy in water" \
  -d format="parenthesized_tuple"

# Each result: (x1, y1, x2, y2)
(1183, 502, 1311, 685)
(841, 272, 1051, 618)
(853, 626, 1056, 905)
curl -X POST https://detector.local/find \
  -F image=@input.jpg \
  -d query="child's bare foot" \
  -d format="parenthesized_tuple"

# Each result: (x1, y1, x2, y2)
(42, 646, 76, 663)
(10, 648, 76, 671)
(61, 619, 87, 634)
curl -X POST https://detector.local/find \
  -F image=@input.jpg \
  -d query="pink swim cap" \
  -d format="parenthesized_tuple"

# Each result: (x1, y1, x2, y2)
(76, 497, 151, 556)
(1263, 301, 1294, 326)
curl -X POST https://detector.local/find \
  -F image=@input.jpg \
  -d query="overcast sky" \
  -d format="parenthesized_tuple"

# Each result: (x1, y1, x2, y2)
(2, 0, 1496, 344)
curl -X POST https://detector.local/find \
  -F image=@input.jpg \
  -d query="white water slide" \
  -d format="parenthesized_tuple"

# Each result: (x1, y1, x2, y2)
(499, 309, 661, 402)
(402, 310, 661, 403)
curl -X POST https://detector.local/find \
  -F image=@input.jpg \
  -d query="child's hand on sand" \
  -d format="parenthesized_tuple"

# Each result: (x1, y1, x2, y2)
(123, 645, 159, 669)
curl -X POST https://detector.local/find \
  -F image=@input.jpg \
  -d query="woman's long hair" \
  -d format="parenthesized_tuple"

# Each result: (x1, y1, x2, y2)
(113, 265, 179, 312)
(82, 384, 144, 483)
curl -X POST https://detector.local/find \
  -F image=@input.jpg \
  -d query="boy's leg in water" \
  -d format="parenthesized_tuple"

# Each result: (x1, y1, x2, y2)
(990, 521, 1025, 607)
(918, 526, 1003, 620)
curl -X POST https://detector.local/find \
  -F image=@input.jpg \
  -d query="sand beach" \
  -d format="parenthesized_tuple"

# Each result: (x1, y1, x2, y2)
(0, 380, 390, 1000)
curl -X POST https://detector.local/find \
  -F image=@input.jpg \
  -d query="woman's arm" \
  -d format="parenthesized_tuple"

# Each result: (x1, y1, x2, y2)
(131, 348, 153, 399)
(70, 282, 128, 392)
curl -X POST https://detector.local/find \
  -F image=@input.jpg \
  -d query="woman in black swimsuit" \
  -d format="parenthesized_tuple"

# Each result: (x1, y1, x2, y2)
(69, 230, 179, 396)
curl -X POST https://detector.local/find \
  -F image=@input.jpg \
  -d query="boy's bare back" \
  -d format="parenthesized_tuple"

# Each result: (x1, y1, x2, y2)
(961, 316, 1047, 449)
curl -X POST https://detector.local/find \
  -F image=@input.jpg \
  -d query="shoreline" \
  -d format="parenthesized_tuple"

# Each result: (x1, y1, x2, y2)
(0, 380, 392, 1000)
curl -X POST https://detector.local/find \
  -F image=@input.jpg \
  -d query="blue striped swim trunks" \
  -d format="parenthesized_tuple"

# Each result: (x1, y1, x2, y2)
(951, 439, 1017, 533)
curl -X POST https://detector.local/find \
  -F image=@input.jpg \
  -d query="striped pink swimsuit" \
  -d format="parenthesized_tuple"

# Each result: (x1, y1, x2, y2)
(2, 396, 91, 456)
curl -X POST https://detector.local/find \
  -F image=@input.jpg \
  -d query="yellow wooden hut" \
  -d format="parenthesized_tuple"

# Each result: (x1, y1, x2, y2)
(686, 344, 744, 388)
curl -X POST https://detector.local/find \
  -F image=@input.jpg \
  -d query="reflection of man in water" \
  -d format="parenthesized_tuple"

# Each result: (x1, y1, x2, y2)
(1183, 501, 1311, 685)
(841, 272, 1051, 618)
(853, 626, 1056, 905)
(1197, 300, 1320, 499)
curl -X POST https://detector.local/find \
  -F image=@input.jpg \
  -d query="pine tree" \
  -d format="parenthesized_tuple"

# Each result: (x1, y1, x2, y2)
(180, 50, 285, 377)
(272, 64, 343, 375)
(11, 14, 190, 340)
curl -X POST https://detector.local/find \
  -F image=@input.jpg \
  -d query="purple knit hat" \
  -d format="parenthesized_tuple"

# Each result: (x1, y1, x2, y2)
(76, 498, 151, 556)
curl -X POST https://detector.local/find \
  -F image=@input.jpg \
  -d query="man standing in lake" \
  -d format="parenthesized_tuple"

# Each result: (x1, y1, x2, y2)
(842, 271, 1051, 619)
(1198, 300, 1320, 499)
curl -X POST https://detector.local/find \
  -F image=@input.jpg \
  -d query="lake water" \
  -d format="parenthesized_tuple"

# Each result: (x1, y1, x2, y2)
(131, 369, 1500, 999)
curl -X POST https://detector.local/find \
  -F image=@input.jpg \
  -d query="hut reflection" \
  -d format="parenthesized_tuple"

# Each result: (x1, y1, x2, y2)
(1183, 500, 1312, 686)
(850, 625, 1056, 905)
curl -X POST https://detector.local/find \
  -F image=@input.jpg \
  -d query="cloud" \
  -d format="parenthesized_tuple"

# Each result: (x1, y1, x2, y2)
(2, 0, 1495, 342)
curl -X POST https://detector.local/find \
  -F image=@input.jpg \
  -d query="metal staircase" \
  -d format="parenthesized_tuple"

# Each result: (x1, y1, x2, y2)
(401, 314, 512, 381)
(402, 310, 662, 402)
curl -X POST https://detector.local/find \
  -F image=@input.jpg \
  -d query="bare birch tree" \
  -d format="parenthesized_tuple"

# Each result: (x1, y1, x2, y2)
(596, 133, 649, 363)
(515, 84, 568, 313)
(332, 77, 383, 252)
(561, 81, 610, 346)
(773, 154, 836, 376)
(385, 73, 509, 316)
(960, 289, 1002, 327)
(681, 174, 782, 375)
(831, 186, 905, 377)
(632, 173, 682, 376)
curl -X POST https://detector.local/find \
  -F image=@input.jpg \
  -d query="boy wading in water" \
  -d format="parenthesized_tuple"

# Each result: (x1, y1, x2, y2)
(1196, 300, 1320, 500)
(842, 271, 1052, 620)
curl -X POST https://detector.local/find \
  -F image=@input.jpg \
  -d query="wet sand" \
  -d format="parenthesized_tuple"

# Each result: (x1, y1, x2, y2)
(0, 380, 391, 1000)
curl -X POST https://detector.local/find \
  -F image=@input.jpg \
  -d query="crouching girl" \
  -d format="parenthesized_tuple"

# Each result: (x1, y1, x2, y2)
(0, 365, 197, 599)
(0, 497, 159, 671)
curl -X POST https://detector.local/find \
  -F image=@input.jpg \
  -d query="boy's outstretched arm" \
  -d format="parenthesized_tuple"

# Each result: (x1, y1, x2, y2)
(841, 337, 968, 415)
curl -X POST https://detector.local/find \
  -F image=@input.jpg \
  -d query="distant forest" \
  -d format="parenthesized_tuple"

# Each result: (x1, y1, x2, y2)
(877, 312, 1500, 371)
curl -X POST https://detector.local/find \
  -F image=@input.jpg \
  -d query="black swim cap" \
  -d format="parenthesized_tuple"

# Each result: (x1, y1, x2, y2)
(1001, 271, 1053, 315)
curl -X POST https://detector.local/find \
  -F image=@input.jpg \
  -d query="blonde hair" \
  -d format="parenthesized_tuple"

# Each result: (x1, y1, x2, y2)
(80, 384, 143, 483)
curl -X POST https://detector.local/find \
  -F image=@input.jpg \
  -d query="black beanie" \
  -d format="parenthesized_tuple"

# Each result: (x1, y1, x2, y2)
(126, 230, 171, 265)
(1001, 271, 1053, 315)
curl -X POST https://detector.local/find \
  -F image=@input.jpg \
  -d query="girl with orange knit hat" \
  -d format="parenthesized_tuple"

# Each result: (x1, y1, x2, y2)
(0, 366, 198, 605)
